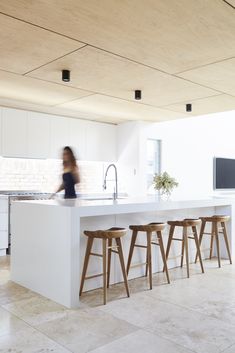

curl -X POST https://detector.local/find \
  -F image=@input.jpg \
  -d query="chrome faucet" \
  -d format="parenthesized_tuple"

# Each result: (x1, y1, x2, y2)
(103, 164, 118, 200)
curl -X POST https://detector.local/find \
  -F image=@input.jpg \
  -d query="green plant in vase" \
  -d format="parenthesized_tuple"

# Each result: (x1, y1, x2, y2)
(153, 171, 178, 198)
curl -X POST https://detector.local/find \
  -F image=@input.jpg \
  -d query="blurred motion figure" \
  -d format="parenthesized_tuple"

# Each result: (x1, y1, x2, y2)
(55, 146, 80, 199)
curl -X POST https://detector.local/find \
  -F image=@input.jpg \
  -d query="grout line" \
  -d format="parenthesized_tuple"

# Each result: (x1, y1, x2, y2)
(0, 305, 73, 352)
(142, 327, 198, 353)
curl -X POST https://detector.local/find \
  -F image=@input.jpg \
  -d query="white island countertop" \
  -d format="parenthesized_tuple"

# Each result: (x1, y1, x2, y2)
(11, 196, 235, 308)
(12, 196, 234, 217)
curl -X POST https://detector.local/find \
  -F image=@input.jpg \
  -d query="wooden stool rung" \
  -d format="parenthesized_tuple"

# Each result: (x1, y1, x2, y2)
(90, 252, 103, 257)
(111, 250, 119, 254)
(134, 244, 147, 249)
(85, 273, 104, 280)
(188, 236, 195, 240)
(202, 232, 212, 235)
(168, 254, 183, 260)
(108, 245, 119, 250)
(130, 262, 147, 268)
(151, 241, 160, 246)
(172, 237, 183, 241)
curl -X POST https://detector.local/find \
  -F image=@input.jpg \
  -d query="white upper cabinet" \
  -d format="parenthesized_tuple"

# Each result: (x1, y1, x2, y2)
(50, 116, 69, 159)
(0, 106, 117, 161)
(0, 108, 2, 156)
(86, 121, 117, 161)
(2, 108, 28, 158)
(68, 118, 86, 160)
(28, 112, 51, 159)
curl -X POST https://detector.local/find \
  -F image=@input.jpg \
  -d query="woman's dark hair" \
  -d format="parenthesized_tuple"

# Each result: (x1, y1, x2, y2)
(63, 146, 77, 168)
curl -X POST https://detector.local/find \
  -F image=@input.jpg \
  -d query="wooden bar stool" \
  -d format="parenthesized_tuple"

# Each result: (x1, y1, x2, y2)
(126, 223, 170, 290)
(79, 227, 130, 305)
(195, 215, 232, 268)
(165, 219, 204, 278)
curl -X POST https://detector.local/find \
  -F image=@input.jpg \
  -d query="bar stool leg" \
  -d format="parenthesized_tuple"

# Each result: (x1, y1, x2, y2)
(157, 231, 170, 284)
(222, 222, 232, 264)
(126, 230, 138, 275)
(180, 238, 184, 267)
(79, 237, 94, 296)
(147, 231, 153, 289)
(145, 247, 149, 277)
(192, 226, 204, 273)
(107, 238, 112, 288)
(214, 222, 221, 268)
(102, 238, 107, 305)
(195, 220, 205, 263)
(183, 226, 190, 278)
(209, 222, 214, 260)
(116, 237, 130, 297)
(163, 225, 175, 272)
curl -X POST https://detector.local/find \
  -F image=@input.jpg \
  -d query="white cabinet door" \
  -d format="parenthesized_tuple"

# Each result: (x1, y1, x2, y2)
(28, 112, 51, 159)
(86, 122, 117, 161)
(50, 116, 69, 159)
(2, 108, 28, 158)
(68, 118, 86, 160)
(0, 108, 2, 156)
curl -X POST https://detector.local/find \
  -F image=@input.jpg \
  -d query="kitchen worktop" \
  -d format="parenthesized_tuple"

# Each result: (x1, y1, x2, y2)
(13, 196, 234, 217)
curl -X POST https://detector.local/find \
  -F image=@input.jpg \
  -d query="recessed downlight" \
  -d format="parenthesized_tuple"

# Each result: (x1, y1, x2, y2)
(186, 103, 192, 112)
(135, 90, 142, 100)
(62, 70, 70, 82)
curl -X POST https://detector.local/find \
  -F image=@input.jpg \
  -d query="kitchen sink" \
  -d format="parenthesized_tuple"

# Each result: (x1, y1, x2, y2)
(83, 197, 127, 201)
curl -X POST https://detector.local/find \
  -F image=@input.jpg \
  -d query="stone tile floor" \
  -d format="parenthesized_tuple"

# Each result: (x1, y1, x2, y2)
(1, 255, 235, 352)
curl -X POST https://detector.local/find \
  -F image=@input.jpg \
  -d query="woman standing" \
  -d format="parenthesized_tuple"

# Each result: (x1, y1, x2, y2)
(55, 146, 80, 199)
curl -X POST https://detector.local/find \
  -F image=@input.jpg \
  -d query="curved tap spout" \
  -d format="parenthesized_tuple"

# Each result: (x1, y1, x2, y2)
(103, 164, 118, 200)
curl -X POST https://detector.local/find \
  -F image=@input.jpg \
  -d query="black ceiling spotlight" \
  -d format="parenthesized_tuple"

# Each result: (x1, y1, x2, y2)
(135, 90, 142, 100)
(62, 69, 70, 82)
(186, 103, 192, 112)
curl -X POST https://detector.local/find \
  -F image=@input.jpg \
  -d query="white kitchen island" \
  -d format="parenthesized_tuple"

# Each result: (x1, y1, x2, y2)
(11, 197, 235, 308)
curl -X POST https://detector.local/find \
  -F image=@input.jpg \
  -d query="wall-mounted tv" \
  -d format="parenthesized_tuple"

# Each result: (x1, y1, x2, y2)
(214, 157, 235, 189)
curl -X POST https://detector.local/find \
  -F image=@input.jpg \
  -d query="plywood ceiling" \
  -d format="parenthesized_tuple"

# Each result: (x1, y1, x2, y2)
(0, 0, 234, 123)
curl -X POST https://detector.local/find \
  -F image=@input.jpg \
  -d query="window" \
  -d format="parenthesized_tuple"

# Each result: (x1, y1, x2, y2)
(146, 139, 161, 193)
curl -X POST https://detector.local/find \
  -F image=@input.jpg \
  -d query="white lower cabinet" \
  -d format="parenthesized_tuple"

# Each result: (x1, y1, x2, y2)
(0, 199, 8, 255)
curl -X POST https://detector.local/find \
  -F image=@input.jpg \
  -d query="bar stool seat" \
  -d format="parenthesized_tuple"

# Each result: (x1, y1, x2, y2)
(127, 222, 170, 290)
(195, 215, 232, 268)
(79, 227, 130, 305)
(165, 219, 204, 278)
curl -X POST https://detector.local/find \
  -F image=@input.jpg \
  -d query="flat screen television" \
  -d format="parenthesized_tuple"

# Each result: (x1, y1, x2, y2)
(214, 157, 235, 189)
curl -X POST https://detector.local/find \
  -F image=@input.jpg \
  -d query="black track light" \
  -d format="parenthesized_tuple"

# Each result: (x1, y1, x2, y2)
(62, 70, 70, 82)
(186, 103, 192, 112)
(135, 90, 142, 100)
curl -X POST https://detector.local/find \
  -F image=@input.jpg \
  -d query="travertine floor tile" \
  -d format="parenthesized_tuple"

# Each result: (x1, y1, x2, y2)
(0, 326, 71, 353)
(0, 307, 29, 337)
(3, 295, 71, 326)
(100, 292, 235, 353)
(35, 307, 138, 353)
(89, 329, 194, 353)
(0, 281, 35, 305)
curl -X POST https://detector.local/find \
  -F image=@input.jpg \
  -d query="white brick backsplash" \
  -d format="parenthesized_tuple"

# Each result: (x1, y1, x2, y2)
(0, 158, 126, 194)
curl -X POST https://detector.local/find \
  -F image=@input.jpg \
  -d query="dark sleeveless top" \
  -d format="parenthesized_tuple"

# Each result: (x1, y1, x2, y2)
(63, 172, 77, 199)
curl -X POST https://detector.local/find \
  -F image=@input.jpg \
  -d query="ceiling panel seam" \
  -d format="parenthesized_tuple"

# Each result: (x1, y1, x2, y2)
(22, 44, 88, 75)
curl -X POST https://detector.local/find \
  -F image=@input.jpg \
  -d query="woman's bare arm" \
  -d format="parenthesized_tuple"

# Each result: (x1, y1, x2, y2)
(73, 167, 80, 184)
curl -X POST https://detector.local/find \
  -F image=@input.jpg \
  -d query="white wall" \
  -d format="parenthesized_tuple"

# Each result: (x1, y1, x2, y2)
(146, 110, 235, 199)
(117, 121, 148, 196)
